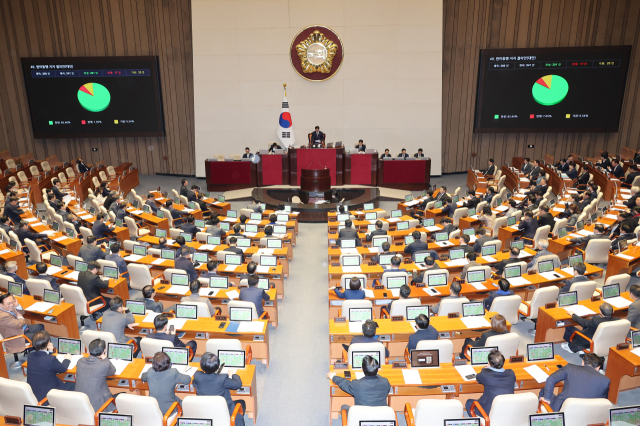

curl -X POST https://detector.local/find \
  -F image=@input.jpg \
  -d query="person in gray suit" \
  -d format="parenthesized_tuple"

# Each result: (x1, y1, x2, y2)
(461, 252, 480, 281)
(626, 285, 640, 328)
(558, 262, 590, 293)
(328, 355, 390, 415)
(78, 236, 107, 263)
(100, 297, 140, 356)
(568, 223, 608, 245)
(181, 280, 218, 317)
(432, 280, 463, 315)
(141, 351, 191, 415)
(239, 274, 270, 318)
(34, 262, 60, 291)
(520, 157, 532, 175)
(246, 199, 262, 213)
(193, 352, 246, 426)
(337, 220, 361, 247)
(206, 218, 224, 238)
(540, 353, 609, 411)
(135, 285, 164, 313)
(75, 338, 116, 411)
(175, 247, 199, 282)
(527, 239, 561, 270)
(365, 220, 387, 242)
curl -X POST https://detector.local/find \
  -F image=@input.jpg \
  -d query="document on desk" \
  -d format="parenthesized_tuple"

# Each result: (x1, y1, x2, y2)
(390, 288, 400, 298)
(223, 217, 237, 222)
(111, 359, 131, 375)
(354, 372, 365, 380)
(387, 217, 400, 223)
(445, 259, 469, 267)
(563, 305, 596, 317)
(577, 230, 594, 236)
(524, 365, 549, 383)
(631, 348, 640, 358)
(553, 207, 565, 213)
(561, 267, 574, 276)
(342, 266, 362, 273)
(364, 289, 375, 298)
(256, 266, 270, 274)
(455, 365, 478, 381)
(606, 214, 619, 220)
(539, 271, 565, 281)
(402, 369, 423, 385)
(224, 265, 238, 272)
(404, 200, 419, 207)
(604, 296, 632, 308)
(257, 249, 274, 255)
(199, 288, 219, 297)
(143, 312, 161, 323)
(237, 321, 265, 333)
(481, 256, 497, 263)
(24, 217, 38, 222)
(167, 318, 188, 330)
(247, 220, 262, 225)
(509, 225, 520, 230)
(139, 364, 152, 378)
(507, 277, 531, 287)
(79, 214, 93, 220)
(461, 316, 491, 329)
(425, 226, 441, 232)
(470, 282, 487, 290)
(64, 271, 80, 281)
(57, 354, 83, 370)
(165, 286, 189, 295)
(518, 251, 533, 258)
(0, 249, 9, 255)
(340, 248, 358, 254)
(348, 321, 365, 333)
(124, 254, 144, 262)
(424, 287, 440, 296)
(41, 230, 56, 235)
(151, 258, 167, 265)
(616, 253, 635, 261)
(46, 266, 62, 275)
(494, 205, 509, 212)
(177, 365, 198, 377)
(25, 302, 55, 313)
(368, 247, 381, 253)
(198, 244, 214, 251)
(53, 236, 69, 242)
(131, 210, 144, 215)
(226, 290, 239, 300)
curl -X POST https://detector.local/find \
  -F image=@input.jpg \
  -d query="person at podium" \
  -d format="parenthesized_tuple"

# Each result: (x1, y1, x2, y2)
(309, 126, 325, 147)
(380, 149, 392, 159)
(268, 142, 283, 153)
(397, 148, 409, 159)
(356, 140, 366, 152)
(413, 148, 424, 158)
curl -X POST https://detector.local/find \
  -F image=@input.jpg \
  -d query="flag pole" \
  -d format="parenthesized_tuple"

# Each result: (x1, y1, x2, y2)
(283, 83, 286, 96)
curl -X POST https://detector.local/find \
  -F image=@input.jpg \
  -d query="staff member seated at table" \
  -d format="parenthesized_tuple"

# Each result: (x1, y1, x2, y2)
(27, 330, 75, 402)
(206, 218, 224, 238)
(539, 353, 609, 411)
(200, 261, 220, 279)
(147, 313, 197, 360)
(240, 274, 270, 318)
(242, 147, 253, 159)
(462, 189, 480, 210)
(566, 162, 578, 180)
(431, 280, 463, 315)
(365, 220, 387, 242)
(331, 276, 365, 300)
(0, 293, 45, 358)
(381, 256, 403, 280)
(225, 237, 245, 263)
(4, 196, 25, 224)
(462, 314, 509, 357)
(181, 279, 217, 317)
(441, 198, 456, 219)
(404, 230, 428, 255)
(246, 198, 262, 213)
(356, 140, 366, 152)
(230, 224, 243, 237)
(484, 159, 496, 176)
(337, 220, 361, 247)
(518, 210, 538, 240)
(194, 352, 246, 426)
(558, 262, 589, 293)
(562, 302, 621, 354)
(136, 285, 163, 313)
(492, 247, 521, 275)
(483, 279, 514, 311)
(527, 239, 560, 270)
(611, 223, 635, 251)
(310, 126, 324, 146)
(407, 314, 438, 351)
(458, 234, 474, 254)
(380, 149, 392, 159)
(141, 352, 191, 415)
(92, 213, 114, 242)
(342, 319, 390, 358)
(145, 194, 159, 213)
(165, 199, 187, 225)
(382, 284, 412, 318)
(465, 349, 515, 416)
(34, 262, 60, 291)
(101, 296, 140, 356)
(483, 187, 496, 204)
(15, 220, 47, 248)
(398, 148, 409, 159)
(536, 205, 554, 230)
(75, 338, 116, 412)
(414, 256, 443, 284)
(414, 148, 425, 158)
(5, 260, 26, 291)
(328, 355, 390, 415)
(372, 241, 392, 264)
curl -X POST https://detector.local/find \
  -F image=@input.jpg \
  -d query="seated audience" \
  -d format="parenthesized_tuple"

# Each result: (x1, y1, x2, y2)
(465, 349, 515, 415)
(141, 351, 191, 415)
(75, 338, 116, 411)
(27, 330, 75, 402)
(407, 314, 438, 351)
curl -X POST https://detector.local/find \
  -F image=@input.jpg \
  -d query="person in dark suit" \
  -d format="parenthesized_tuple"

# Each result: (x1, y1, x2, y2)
(337, 220, 362, 247)
(568, 223, 608, 246)
(562, 302, 621, 353)
(166, 200, 187, 225)
(179, 216, 198, 235)
(576, 168, 590, 188)
(343, 319, 390, 358)
(458, 234, 474, 254)
(625, 167, 640, 186)
(92, 213, 113, 242)
(5, 260, 26, 288)
(356, 140, 366, 152)
(520, 157, 532, 175)
(97, 182, 110, 198)
(152, 236, 168, 249)
(492, 247, 521, 276)
(462, 314, 509, 357)
(242, 147, 253, 159)
(51, 179, 65, 201)
(105, 242, 129, 283)
(145, 194, 159, 213)
(47, 193, 69, 221)
(567, 162, 578, 180)
(626, 285, 640, 328)
(397, 148, 409, 159)
(404, 231, 429, 256)
(482, 187, 496, 205)
(554, 158, 567, 172)
(434, 186, 448, 201)
(537, 205, 554, 229)
(540, 353, 609, 411)
(483, 279, 515, 310)
(609, 159, 625, 179)
(558, 262, 590, 293)
(225, 237, 245, 263)
(463, 189, 480, 210)
(4, 197, 24, 225)
(193, 353, 246, 426)
(365, 220, 387, 242)
(136, 285, 164, 313)
(75, 338, 116, 411)
(147, 314, 197, 360)
(187, 185, 199, 202)
(34, 262, 60, 291)
(239, 274, 270, 318)
(0, 216, 12, 234)
(103, 191, 118, 211)
(328, 355, 391, 414)
(473, 227, 494, 253)
(27, 331, 75, 402)
(527, 178, 548, 196)
(623, 188, 640, 207)
(200, 261, 220, 280)
(379, 149, 392, 159)
(484, 159, 496, 177)
(15, 220, 47, 247)
(414, 148, 425, 158)
(407, 314, 438, 351)
(77, 261, 110, 315)
(310, 126, 324, 146)
(440, 217, 456, 236)
(175, 247, 199, 282)
(141, 352, 191, 414)
(518, 211, 539, 240)
(465, 349, 515, 415)
(181, 280, 218, 317)
(527, 160, 542, 181)
(441, 198, 456, 219)
(179, 178, 189, 197)
(76, 158, 90, 174)
(596, 151, 611, 170)
(611, 223, 635, 251)
(268, 142, 283, 152)
(332, 276, 366, 300)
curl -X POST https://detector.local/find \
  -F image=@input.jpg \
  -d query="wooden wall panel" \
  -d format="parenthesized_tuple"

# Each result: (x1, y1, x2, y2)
(0, 0, 194, 175)
(443, 0, 640, 173)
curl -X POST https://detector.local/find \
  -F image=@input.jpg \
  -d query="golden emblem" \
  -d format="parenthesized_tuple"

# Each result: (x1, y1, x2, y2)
(295, 30, 338, 73)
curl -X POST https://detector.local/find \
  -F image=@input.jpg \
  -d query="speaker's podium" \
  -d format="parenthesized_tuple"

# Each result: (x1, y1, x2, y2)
(299, 168, 331, 203)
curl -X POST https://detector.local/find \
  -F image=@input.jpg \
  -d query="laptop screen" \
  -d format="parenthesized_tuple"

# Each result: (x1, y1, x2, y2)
(424, 218, 435, 227)
(410, 349, 439, 368)
(180, 233, 193, 242)
(435, 232, 448, 242)
(371, 237, 387, 248)
(75, 260, 88, 272)
(193, 252, 208, 263)
(250, 213, 262, 220)
(257, 278, 270, 290)
(434, 201, 443, 209)
(210, 276, 229, 288)
(126, 300, 146, 315)
(337, 214, 349, 222)
(229, 306, 252, 322)
(267, 238, 283, 249)
(188, 202, 197, 211)
(342, 256, 361, 266)
(50, 254, 63, 267)
(537, 260, 554, 273)
(405, 194, 413, 202)
(352, 351, 380, 369)
(504, 265, 521, 278)
(467, 270, 485, 283)
(24, 405, 55, 426)
(177, 419, 212, 426)
(444, 420, 480, 426)
(391, 209, 402, 218)
(463, 228, 475, 236)
(557, 291, 578, 307)
(481, 244, 497, 256)
(99, 413, 133, 426)
(161, 249, 176, 260)
(273, 225, 287, 234)
(632, 330, 640, 348)
(218, 349, 246, 369)
(610, 405, 640, 426)
(157, 210, 164, 219)
(404, 235, 415, 245)
(226, 210, 237, 218)
(507, 216, 517, 226)
(220, 222, 230, 231)
(386, 276, 407, 289)
(349, 308, 372, 322)
(365, 212, 377, 220)
(218, 195, 225, 202)
(463, 302, 484, 317)
(449, 248, 465, 260)
(379, 254, 394, 266)
(43, 289, 61, 304)
(8, 282, 22, 297)
(277, 214, 289, 222)
(162, 347, 189, 365)
(363, 203, 374, 211)
(176, 304, 198, 319)
(511, 240, 524, 250)
(283, 205, 291, 213)
(569, 254, 583, 267)
(407, 305, 430, 320)
(143, 204, 152, 214)
(427, 273, 447, 287)
(358, 422, 395, 426)
(208, 236, 221, 246)
(558, 227, 568, 238)
(527, 342, 555, 362)
(115, 218, 123, 228)
(397, 221, 409, 231)
(603, 283, 620, 299)
(133, 244, 147, 256)
(103, 266, 119, 279)
(57, 338, 81, 355)
(171, 273, 189, 286)
(156, 228, 167, 238)
(529, 413, 565, 426)
(341, 239, 357, 248)
(470, 346, 498, 366)
(467, 208, 475, 216)
(107, 343, 133, 361)
(225, 254, 242, 265)
(260, 255, 277, 267)
(414, 252, 430, 263)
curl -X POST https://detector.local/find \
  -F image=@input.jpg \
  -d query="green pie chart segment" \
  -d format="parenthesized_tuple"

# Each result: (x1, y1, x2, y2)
(532, 75, 568, 106)
(77, 82, 111, 112)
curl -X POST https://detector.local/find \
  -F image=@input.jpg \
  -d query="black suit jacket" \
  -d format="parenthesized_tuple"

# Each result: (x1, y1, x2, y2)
(52, 185, 65, 201)
(442, 203, 456, 219)
(92, 221, 112, 239)
(626, 172, 640, 185)
(179, 223, 197, 235)
(4, 203, 25, 224)
(145, 332, 186, 348)
(310, 131, 325, 143)
(242, 153, 253, 159)
(518, 217, 539, 239)
(484, 165, 496, 176)
(356, 144, 366, 152)
(543, 364, 610, 411)
(537, 213, 554, 229)
(464, 197, 480, 210)
(611, 164, 625, 179)
(475, 368, 516, 414)
(366, 229, 388, 242)
(175, 256, 199, 282)
(78, 270, 109, 302)
(569, 315, 621, 351)
(16, 227, 45, 245)
(193, 371, 244, 420)
(397, 153, 409, 159)
(414, 153, 425, 158)
(521, 163, 532, 174)
(567, 169, 578, 180)
(380, 153, 391, 159)
(599, 158, 612, 169)
(145, 199, 159, 213)
(77, 162, 90, 173)
(529, 166, 541, 180)
(225, 246, 245, 263)
(26, 351, 71, 401)
(332, 375, 390, 407)
(493, 258, 520, 275)
(180, 186, 189, 197)
(404, 241, 429, 255)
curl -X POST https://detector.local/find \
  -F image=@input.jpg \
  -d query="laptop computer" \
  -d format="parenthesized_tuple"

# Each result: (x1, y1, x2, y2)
(527, 342, 555, 362)
(397, 221, 410, 231)
(229, 306, 252, 322)
(537, 259, 555, 273)
(363, 203, 374, 211)
(557, 227, 568, 238)
(8, 282, 23, 297)
(207, 236, 221, 246)
(391, 210, 402, 218)
(340, 239, 357, 248)
(337, 213, 349, 222)
(557, 291, 578, 308)
(342, 255, 361, 267)
(125, 300, 146, 315)
(57, 338, 81, 355)
(444, 420, 480, 426)
(407, 305, 430, 320)
(220, 222, 230, 231)
(435, 232, 448, 242)
(156, 210, 165, 219)
(156, 228, 167, 238)
(225, 254, 242, 265)
(243, 224, 258, 233)
(507, 216, 517, 226)
(386, 276, 407, 289)
(209, 276, 229, 289)
(273, 225, 287, 234)
(379, 254, 395, 266)
(257, 278, 270, 290)
(348, 307, 373, 322)
(462, 302, 485, 317)
(75, 260, 89, 272)
(351, 351, 380, 369)
(250, 212, 262, 220)
(43, 289, 61, 304)
(49, 254, 63, 268)
(193, 252, 208, 263)
(372, 237, 387, 248)
(267, 238, 283, 249)
(259, 255, 277, 267)
(171, 273, 190, 286)
(180, 233, 193, 242)
(568, 254, 583, 267)
(529, 413, 565, 426)
(99, 413, 133, 426)
(107, 343, 134, 362)
(467, 270, 485, 283)
(143, 204, 152, 214)
(424, 218, 435, 227)
(470, 346, 498, 366)
(175, 304, 198, 319)
(161, 249, 176, 260)
(405, 194, 413, 202)
(414, 252, 431, 263)
(481, 244, 497, 256)
(218, 349, 246, 369)
(277, 214, 289, 222)
(103, 266, 119, 280)
(504, 264, 521, 279)
(410, 349, 439, 368)
(404, 235, 415, 245)
(365, 212, 377, 220)
(631, 330, 640, 348)
(511, 240, 524, 250)
(463, 228, 475, 236)
(610, 405, 640, 426)
(176, 418, 212, 426)
(448, 248, 465, 260)
(226, 210, 237, 219)
(162, 347, 190, 366)
(427, 273, 448, 287)
(603, 283, 621, 299)
(133, 244, 147, 256)
(24, 405, 55, 426)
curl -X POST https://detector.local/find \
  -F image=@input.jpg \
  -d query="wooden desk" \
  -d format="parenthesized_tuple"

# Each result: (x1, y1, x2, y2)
(0, 242, 28, 279)
(467, 169, 488, 191)
(605, 346, 640, 404)
(327, 215, 414, 233)
(149, 190, 231, 217)
(16, 294, 79, 337)
(329, 356, 567, 418)
(604, 244, 640, 280)
(534, 292, 633, 343)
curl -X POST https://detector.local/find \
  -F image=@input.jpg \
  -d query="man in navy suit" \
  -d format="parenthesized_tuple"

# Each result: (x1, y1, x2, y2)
(441, 198, 456, 219)
(26, 330, 75, 402)
(356, 140, 366, 152)
(239, 274, 270, 318)
(518, 211, 538, 240)
(397, 148, 409, 159)
(34, 262, 60, 291)
(567, 162, 578, 180)
(92, 213, 113, 242)
(540, 353, 609, 411)
(407, 314, 438, 351)
(105, 242, 129, 283)
(483, 278, 514, 311)
(466, 349, 516, 415)
(146, 314, 197, 360)
(179, 216, 198, 235)
(145, 194, 159, 213)
(343, 319, 390, 358)
(520, 157, 532, 175)
(51, 179, 65, 201)
(558, 262, 590, 293)
(404, 231, 429, 256)
(609, 159, 625, 179)
(175, 247, 199, 282)
(225, 237, 245, 263)
(310, 126, 324, 145)
(4, 197, 25, 225)
(331, 276, 365, 300)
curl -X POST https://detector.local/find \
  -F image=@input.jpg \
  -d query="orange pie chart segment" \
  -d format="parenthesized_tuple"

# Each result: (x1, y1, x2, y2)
(79, 83, 94, 96)
(535, 76, 552, 89)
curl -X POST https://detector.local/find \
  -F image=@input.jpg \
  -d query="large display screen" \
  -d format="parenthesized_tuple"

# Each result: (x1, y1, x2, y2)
(474, 46, 631, 133)
(21, 56, 164, 138)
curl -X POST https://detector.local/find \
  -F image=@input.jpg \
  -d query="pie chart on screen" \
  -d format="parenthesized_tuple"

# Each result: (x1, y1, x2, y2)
(532, 75, 569, 106)
(77, 82, 111, 112)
